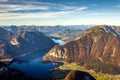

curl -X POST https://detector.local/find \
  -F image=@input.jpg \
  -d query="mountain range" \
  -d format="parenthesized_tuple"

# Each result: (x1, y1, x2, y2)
(43, 25, 120, 74)
(1, 25, 93, 42)
(0, 27, 55, 60)
(1, 25, 120, 80)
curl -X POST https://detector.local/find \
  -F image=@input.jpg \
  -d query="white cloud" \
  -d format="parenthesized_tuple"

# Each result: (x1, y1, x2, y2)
(0, 12, 70, 19)
(0, 0, 89, 21)
(116, 5, 120, 7)
(87, 12, 120, 16)
(0, 6, 88, 19)
(0, 0, 8, 2)
(74, 7, 88, 11)
(0, 0, 88, 19)
(0, 0, 88, 13)
(0, 4, 49, 13)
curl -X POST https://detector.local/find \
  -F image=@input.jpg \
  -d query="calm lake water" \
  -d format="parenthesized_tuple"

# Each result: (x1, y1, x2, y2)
(52, 39, 66, 45)
(9, 39, 65, 79)
(10, 50, 54, 78)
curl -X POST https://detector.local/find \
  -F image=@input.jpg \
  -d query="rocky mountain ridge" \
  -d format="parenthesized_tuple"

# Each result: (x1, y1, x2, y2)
(43, 25, 120, 74)
(2, 25, 93, 42)
(0, 28, 55, 59)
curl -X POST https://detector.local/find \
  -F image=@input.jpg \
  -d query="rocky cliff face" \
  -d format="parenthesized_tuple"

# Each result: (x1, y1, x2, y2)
(0, 27, 13, 59)
(43, 25, 120, 74)
(9, 30, 55, 56)
(0, 27, 12, 42)
(0, 27, 55, 59)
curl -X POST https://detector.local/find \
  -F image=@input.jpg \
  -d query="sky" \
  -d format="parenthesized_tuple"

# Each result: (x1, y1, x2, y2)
(0, 0, 120, 26)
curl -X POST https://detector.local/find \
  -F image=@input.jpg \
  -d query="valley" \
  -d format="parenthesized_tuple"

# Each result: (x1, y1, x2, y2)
(0, 25, 120, 80)
(2, 25, 93, 42)
(0, 0, 120, 79)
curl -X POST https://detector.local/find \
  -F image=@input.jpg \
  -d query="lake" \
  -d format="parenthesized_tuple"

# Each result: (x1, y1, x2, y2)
(9, 39, 65, 79)
(52, 39, 66, 45)
(10, 50, 54, 78)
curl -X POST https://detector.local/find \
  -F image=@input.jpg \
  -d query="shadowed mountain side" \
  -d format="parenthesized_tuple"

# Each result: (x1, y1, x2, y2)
(50, 70, 95, 80)
(0, 28, 55, 59)
(10, 30, 55, 56)
(0, 27, 13, 59)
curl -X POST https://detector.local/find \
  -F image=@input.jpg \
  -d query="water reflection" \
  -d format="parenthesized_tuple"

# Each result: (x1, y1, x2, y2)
(9, 38, 65, 79)
(10, 49, 54, 78)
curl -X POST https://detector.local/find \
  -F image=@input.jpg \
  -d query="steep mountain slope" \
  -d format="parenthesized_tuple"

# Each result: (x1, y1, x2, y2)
(9, 30, 55, 56)
(0, 27, 13, 59)
(43, 25, 120, 74)
(0, 27, 12, 42)
(0, 27, 55, 59)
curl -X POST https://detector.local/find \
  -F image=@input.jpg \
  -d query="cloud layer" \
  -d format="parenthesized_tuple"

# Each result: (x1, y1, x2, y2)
(0, 0, 120, 25)
(0, 0, 89, 19)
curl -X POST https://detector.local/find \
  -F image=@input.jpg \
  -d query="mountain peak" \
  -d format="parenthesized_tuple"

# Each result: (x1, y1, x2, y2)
(43, 25, 120, 74)
(100, 25, 120, 38)
(99, 24, 107, 28)
(0, 29, 55, 59)
(82, 25, 120, 39)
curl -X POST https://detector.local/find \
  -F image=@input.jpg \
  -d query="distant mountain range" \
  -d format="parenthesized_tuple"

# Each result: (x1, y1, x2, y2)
(1, 25, 93, 42)
(1, 24, 120, 80)
(43, 25, 120, 74)
(0, 27, 55, 60)
(1, 24, 120, 76)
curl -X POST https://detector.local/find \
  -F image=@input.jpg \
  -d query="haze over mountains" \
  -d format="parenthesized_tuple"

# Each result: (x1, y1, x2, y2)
(0, 25, 96, 80)
(1, 0, 120, 79)
(1, 25, 93, 42)
(0, 25, 93, 59)
(0, 25, 120, 80)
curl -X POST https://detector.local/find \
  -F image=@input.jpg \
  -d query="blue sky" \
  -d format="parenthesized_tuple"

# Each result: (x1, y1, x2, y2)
(0, 0, 120, 25)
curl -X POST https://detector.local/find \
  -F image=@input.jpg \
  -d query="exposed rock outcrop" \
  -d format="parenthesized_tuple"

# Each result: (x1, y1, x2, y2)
(9, 30, 55, 56)
(0, 27, 13, 59)
(0, 27, 55, 59)
(43, 25, 120, 74)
